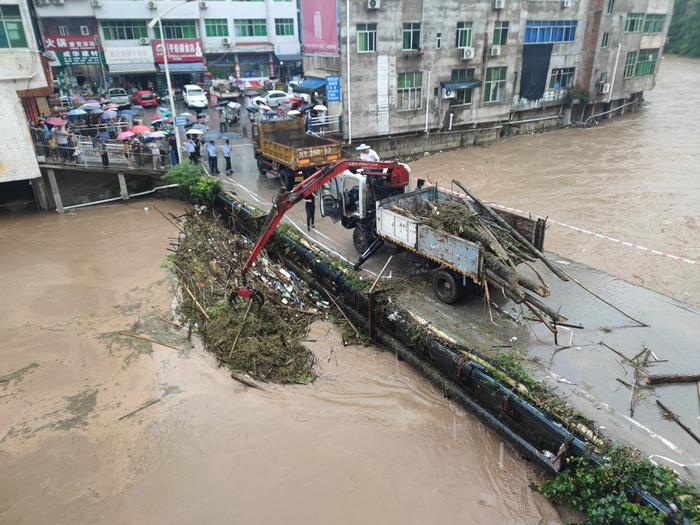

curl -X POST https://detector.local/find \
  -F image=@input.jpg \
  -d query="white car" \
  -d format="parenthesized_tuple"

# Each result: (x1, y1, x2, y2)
(254, 90, 291, 108)
(182, 84, 208, 109)
(107, 87, 130, 108)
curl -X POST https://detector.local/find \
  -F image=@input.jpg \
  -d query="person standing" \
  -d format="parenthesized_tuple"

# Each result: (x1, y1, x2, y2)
(304, 192, 316, 231)
(356, 143, 380, 162)
(100, 140, 109, 167)
(222, 139, 232, 175)
(168, 135, 178, 166)
(194, 137, 201, 162)
(206, 140, 219, 174)
(185, 138, 196, 163)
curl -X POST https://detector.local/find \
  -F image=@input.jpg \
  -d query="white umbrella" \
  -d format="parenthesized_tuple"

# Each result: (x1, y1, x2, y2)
(185, 128, 204, 135)
(258, 103, 272, 112)
(227, 101, 241, 109)
(287, 110, 301, 116)
(313, 104, 328, 111)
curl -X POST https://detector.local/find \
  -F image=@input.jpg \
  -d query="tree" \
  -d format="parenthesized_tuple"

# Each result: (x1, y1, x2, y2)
(667, 0, 700, 56)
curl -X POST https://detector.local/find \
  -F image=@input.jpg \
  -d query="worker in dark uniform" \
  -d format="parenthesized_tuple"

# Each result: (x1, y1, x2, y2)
(304, 192, 316, 231)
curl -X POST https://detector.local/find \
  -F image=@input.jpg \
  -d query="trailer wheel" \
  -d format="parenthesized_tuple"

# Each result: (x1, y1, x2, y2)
(353, 226, 375, 254)
(432, 269, 463, 305)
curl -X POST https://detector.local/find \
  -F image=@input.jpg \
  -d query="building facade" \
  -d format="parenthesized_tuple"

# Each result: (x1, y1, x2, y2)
(303, 0, 671, 145)
(33, 0, 302, 93)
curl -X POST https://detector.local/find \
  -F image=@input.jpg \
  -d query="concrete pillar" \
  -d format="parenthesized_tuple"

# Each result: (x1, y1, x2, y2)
(117, 173, 129, 200)
(46, 169, 63, 213)
(563, 107, 573, 126)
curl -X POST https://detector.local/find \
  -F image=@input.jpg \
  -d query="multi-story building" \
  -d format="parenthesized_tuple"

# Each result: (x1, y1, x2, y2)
(0, 0, 51, 205)
(32, 0, 302, 93)
(302, 0, 671, 153)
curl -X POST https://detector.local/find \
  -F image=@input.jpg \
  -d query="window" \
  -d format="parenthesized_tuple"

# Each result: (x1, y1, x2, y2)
(0, 5, 26, 48)
(524, 20, 577, 44)
(483, 66, 506, 102)
(635, 48, 658, 76)
(606, 0, 614, 14)
(402, 22, 420, 50)
(456, 21, 472, 48)
(601, 32, 609, 47)
(80, 25, 90, 35)
(58, 25, 68, 36)
(623, 51, 637, 78)
(153, 20, 197, 39)
(549, 67, 575, 89)
(205, 19, 228, 37)
(644, 14, 666, 33)
(397, 71, 423, 110)
(450, 68, 475, 105)
(234, 18, 267, 37)
(357, 23, 376, 52)
(493, 21, 509, 45)
(624, 13, 645, 32)
(436, 32, 442, 48)
(275, 18, 294, 36)
(101, 20, 148, 40)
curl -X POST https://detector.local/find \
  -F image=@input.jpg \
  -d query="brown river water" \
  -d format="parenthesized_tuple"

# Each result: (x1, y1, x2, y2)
(0, 201, 561, 524)
(412, 55, 700, 307)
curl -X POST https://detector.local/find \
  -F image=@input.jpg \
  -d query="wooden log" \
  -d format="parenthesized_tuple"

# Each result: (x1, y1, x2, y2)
(656, 399, 700, 445)
(647, 373, 700, 385)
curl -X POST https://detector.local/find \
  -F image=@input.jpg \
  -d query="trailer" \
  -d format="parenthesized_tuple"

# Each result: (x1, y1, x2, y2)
(374, 186, 546, 304)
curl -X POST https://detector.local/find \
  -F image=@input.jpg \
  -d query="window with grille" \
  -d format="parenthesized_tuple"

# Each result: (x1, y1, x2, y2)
(102, 20, 148, 40)
(357, 23, 376, 52)
(624, 13, 645, 32)
(483, 66, 506, 102)
(549, 67, 575, 89)
(623, 51, 637, 78)
(397, 71, 423, 110)
(643, 14, 665, 33)
(601, 32, 609, 47)
(234, 19, 267, 37)
(0, 5, 25, 48)
(205, 19, 228, 37)
(275, 18, 294, 36)
(402, 22, 420, 50)
(449, 68, 475, 106)
(493, 21, 509, 45)
(524, 20, 577, 44)
(456, 21, 472, 48)
(635, 48, 658, 76)
(154, 20, 197, 39)
(606, 0, 614, 14)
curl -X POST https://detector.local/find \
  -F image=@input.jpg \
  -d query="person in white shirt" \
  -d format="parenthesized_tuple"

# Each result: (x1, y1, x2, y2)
(356, 143, 380, 162)
(185, 139, 196, 162)
(222, 139, 232, 175)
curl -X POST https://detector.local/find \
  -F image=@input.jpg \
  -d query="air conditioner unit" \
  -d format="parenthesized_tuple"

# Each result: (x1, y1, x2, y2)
(490, 45, 501, 56)
(91, 0, 101, 6)
(461, 47, 475, 60)
(442, 88, 456, 99)
(139, 37, 150, 45)
(199, 0, 207, 8)
(222, 37, 231, 46)
(368, 0, 381, 9)
(599, 82, 611, 93)
(561, 0, 572, 7)
(493, 0, 506, 9)
(147, 0, 157, 9)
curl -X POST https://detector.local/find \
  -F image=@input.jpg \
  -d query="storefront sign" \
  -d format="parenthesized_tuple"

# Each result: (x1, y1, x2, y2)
(300, 0, 339, 56)
(326, 75, 341, 101)
(104, 46, 155, 65)
(56, 49, 103, 66)
(152, 39, 204, 63)
(44, 34, 100, 51)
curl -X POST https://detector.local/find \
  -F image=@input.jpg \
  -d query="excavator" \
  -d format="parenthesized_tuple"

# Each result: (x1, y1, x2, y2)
(234, 159, 411, 303)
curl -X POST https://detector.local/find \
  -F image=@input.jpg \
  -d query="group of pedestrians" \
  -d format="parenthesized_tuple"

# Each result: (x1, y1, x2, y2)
(185, 137, 233, 176)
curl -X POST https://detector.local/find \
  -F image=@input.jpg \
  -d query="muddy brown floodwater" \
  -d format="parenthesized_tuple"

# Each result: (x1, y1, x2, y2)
(412, 55, 700, 307)
(0, 200, 562, 524)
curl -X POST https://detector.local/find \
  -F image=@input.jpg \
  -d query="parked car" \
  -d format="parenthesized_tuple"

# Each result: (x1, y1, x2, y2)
(182, 84, 208, 109)
(133, 89, 158, 108)
(106, 87, 130, 108)
(254, 90, 292, 108)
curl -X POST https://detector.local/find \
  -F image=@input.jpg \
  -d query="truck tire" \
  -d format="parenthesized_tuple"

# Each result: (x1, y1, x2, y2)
(353, 225, 375, 254)
(279, 167, 293, 190)
(256, 158, 266, 175)
(432, 269, 463, 305)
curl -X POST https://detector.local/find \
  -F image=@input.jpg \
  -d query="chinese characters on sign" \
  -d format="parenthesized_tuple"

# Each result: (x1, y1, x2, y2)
(44, 34, 100, 51)
(104, 46, 155, 65)
(151, 39, 204, 63)
(60, 50, 102, 66)
(326, 75, 341, 101)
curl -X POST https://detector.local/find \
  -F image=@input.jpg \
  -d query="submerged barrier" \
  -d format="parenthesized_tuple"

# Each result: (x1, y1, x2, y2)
(216, 191, 679, 520)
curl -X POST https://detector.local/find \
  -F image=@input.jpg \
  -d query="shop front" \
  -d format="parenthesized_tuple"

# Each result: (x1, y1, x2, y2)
(275, 54, 303, 83)
(44, 34, 106, 97)
(152, 39, 207, 90)
(103, 46, 157, 92)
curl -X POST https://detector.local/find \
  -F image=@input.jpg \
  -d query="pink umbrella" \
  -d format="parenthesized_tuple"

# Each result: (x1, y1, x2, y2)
(103, 103, 118, 109)
(151, 113, 163, 121)
(117, 131, 135, 140)
(130, 124, 151, 134)
(45, 116, 65, 126)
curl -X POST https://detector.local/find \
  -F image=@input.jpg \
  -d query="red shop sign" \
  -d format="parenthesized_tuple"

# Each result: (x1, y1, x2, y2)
(44, 34, 100, 51)
(152, 39, 204, 63)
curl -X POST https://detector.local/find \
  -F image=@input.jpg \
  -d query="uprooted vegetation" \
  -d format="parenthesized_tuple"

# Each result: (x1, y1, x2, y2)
(171, 209, 325, 383)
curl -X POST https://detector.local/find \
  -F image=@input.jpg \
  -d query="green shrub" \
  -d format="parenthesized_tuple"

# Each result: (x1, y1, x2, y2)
(164, 161, 221, 204)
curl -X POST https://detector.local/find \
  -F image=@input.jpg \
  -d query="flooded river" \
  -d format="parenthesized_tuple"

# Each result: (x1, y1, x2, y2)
(0, 200, 561, 524)
(412, 55, 700, 307)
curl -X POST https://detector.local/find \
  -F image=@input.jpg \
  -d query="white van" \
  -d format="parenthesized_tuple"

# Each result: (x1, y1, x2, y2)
(107, 87, 130, 108)
(182, 84, 208, 109)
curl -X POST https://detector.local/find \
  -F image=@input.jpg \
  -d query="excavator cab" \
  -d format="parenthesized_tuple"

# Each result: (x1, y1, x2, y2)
(320, 171, 370, 222)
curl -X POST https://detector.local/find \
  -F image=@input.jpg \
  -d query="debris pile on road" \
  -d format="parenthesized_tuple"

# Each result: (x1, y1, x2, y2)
(169, 208, 323, 383)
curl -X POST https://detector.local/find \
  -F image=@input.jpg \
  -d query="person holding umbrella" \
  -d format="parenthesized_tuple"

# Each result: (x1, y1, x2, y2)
(206, 140, 219, 174)
(100, 139, 109, 167)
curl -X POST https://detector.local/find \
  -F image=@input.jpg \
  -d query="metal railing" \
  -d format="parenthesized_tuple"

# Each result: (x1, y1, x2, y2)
(308, 114, 342, 136)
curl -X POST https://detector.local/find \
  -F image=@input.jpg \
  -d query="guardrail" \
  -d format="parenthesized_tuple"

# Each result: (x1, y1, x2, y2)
(308, 114, 342, 136)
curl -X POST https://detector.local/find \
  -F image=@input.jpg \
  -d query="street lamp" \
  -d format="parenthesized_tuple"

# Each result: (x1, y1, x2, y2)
(148, 0, 194, 162)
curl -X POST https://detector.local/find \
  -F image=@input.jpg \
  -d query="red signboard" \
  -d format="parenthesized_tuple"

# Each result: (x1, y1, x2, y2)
(44, 34, 100, 51)
(300, 0, 339, 56)
(152, 39, 204, 63)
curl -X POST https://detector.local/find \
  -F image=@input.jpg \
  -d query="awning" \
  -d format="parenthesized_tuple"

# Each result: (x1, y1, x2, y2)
(276, 54, 302, 62)
(441, 80, 481, 90)
(158, 62, 207, 73)
(108, 62, 156, 74)
(297, 76, 326, 90)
